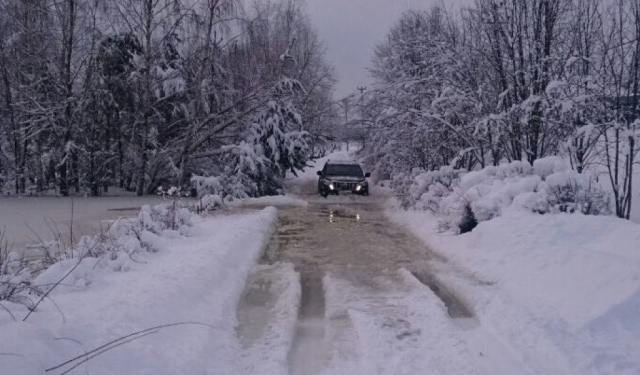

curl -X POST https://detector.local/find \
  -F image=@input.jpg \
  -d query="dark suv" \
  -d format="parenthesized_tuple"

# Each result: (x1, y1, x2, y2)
(317, 161, 370, 196)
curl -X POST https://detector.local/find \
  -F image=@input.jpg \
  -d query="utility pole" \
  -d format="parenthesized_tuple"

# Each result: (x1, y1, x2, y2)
(342, 98, 349, 151)
(357, 87, 367, 148)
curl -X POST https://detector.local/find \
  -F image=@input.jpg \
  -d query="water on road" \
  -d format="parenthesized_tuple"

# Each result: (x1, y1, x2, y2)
(236, 181, 480, 375)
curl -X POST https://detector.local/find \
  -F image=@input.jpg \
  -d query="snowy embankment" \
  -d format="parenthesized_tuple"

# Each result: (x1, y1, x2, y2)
(0, 207, 277, 375)
(388, 159, 640, 375)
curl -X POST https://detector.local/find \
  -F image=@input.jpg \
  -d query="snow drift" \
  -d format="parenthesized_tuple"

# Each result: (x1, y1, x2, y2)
(0, 206, 277, 375)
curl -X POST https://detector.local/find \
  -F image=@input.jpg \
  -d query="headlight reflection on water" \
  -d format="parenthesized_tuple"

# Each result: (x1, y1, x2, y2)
(328, 210, 362, 223)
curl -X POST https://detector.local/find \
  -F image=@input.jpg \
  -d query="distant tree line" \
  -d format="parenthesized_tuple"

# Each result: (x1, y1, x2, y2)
(0, 0, 339, 197)
(361, 0, 640, 219)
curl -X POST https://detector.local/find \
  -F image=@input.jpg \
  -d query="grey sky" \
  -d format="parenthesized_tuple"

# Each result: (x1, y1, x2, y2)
(305, 0, 467, 98)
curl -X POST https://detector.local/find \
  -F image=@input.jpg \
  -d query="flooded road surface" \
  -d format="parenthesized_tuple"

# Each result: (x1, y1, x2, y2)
(235, 179, 484, 375)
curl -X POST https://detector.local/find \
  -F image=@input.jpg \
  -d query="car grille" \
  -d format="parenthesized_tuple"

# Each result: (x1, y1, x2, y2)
(335, 182, 357, 191)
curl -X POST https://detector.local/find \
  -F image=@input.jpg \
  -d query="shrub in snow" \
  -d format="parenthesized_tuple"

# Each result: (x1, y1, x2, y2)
(192, 176, 224, 196)
(460, 160, 533, 192)
(413, 166, 464, 212)
(466, 175, 543, 221)
(543, 171, 611, 215)
(139, 204, 192, 234)
(394, 166, 464, 210)
(0, 251, 36, 307)
(197, 194, 224, 212)
(191, 173, 254, 204)
(396, 157, 614, 235)
(532, 156, 570, 179)
(391, 171, 422, 209)
(510, 192, 550, 214)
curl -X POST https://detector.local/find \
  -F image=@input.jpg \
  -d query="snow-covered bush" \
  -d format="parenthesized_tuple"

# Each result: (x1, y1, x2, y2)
(460, 160, 533, 191)
(391, 170, 422, 209)
(192, 176, 224, 196)
(466, 174, 542, 221)
(196, 194, 224, 212)
(543, 171, 611, 215)
(532, 156, 570, 179)
(139, 204, 193, 234)
(396, 156, 613, 234)
(394, 166, 464, 210)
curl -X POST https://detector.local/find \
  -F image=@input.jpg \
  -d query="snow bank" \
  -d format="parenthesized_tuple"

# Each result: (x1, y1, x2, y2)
(1, 202, 198, 303)
(389, 209, 640, 375)
(396, 157, 612, 232)
(0, 207, 277, 375)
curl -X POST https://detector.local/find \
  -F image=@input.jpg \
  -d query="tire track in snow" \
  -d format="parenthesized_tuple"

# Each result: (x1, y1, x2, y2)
(287, 271, 332, 375)
(322, 269, 547, 375)
(236, 263, 301, 375)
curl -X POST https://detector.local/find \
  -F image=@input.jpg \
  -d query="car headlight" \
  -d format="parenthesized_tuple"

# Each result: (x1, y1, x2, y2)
(328, 183, 335, 190)
(355, 185, 362, 192)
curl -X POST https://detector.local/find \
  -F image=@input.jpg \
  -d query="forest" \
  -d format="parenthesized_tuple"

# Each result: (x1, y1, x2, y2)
(359, 0, 640, 219)
(0, 0, 338, 198)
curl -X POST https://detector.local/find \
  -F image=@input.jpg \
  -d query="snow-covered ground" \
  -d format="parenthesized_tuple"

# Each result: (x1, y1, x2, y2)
(0, 207, 277, 375)
(389, 208, 640, 375)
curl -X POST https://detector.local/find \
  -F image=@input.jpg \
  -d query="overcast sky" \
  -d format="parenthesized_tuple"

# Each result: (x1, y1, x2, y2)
(305, 0, 467, 98)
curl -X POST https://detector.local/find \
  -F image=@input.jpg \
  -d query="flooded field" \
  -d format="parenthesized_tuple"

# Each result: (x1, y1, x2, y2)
(0, 195, 169, 254)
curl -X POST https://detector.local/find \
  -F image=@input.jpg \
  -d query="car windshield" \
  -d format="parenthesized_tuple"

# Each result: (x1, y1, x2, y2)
(325, 164, 363, 177)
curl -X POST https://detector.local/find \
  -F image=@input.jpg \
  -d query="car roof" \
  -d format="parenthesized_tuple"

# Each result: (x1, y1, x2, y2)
(325, 160, 361, 166)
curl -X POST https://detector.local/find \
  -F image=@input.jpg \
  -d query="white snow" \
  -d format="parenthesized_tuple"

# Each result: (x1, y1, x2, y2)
(532, 155, 570, 178)
(0, 207, 277, 375)
(389, 209, 640, 375)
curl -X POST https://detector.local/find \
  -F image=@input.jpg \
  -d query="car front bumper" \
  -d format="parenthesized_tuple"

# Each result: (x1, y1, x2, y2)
(326, 181, 368, 194)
